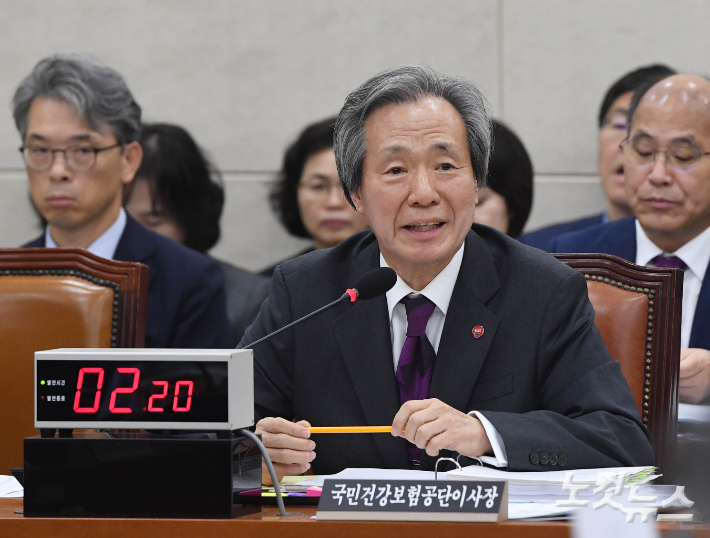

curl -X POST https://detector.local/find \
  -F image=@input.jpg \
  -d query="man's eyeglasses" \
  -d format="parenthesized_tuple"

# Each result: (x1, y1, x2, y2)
(620, 138, 710, 173)
(19, 143, 121, 172)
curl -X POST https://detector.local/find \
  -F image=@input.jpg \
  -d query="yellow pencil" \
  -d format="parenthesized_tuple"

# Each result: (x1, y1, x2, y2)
(308, 426, 393, 434)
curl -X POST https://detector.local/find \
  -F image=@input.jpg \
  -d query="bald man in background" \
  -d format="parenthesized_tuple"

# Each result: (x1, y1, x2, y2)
(520, 64, 676, 250)
(553, 74, 710, 406)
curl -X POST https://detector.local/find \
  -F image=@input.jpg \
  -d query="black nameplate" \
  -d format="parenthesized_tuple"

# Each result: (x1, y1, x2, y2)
(317, 479, 508, 522)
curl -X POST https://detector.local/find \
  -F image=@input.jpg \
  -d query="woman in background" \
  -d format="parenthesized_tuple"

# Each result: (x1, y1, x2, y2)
(262, 116, 369, 276)
(473, 119, 534, 238)
(124, 123, 270, 346)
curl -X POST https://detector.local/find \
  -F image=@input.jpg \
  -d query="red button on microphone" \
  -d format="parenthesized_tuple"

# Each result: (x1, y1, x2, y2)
(472, 326, 484, 338)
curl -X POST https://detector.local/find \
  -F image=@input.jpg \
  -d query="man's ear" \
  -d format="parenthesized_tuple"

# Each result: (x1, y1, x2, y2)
(351, 187, 365, 215)
(121, 141, 143, 186)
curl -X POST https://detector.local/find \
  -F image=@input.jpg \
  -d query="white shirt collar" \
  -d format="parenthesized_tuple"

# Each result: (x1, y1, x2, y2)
(636, 218, 710, 281)
(45, 207, 127, 261)
(381, 242, 465, 321)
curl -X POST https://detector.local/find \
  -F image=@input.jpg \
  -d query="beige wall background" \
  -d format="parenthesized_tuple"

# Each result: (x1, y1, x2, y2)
(0, 0, 707, 270)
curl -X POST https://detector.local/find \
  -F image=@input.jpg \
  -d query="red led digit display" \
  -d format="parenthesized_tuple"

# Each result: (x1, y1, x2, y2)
(173, 380, 194, 412)
(38, 359, 229, 424)
(108, 367, 140, 413)
(148, 380, 169, 412)
(73, 367, 104, 413)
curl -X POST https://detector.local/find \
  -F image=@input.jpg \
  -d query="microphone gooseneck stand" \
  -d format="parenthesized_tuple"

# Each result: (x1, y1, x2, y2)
(242, 292, 352, 350)
(241, 267, 397, 351)
(237, 267, 398, 516)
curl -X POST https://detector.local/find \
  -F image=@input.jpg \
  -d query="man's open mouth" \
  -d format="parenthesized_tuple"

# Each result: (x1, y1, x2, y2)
(404, 222, 444, 231)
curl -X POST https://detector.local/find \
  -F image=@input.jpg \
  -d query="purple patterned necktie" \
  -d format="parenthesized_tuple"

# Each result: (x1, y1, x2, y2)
(396, 295, 437, 468)
(652, 255, 687, 270)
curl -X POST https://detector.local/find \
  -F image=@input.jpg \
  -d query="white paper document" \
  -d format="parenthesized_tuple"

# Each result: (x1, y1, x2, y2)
(572, 503, 661, 538)
(509, 502, 580, 520)
(445, 465, 657, 485)
(0, 475, 23, 498)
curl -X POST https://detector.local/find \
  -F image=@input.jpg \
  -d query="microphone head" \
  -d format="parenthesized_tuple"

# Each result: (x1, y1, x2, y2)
(351, 267, 397, 301)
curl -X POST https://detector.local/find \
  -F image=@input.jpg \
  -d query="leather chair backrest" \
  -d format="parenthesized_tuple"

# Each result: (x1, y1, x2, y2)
(586, 280, 649, 414)
(555, 253, 683, 481)
(0, 275, 115, 473)
(0, 248, 148, 474)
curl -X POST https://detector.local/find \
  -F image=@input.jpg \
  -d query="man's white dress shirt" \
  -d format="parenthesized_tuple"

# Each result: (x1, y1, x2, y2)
(381, 243, 508, 467)
(45, 208, 126, 261)
(635, 219, 710, 350)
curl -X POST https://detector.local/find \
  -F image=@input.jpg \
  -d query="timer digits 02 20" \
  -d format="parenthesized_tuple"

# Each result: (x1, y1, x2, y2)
(34, 348, 254, 431)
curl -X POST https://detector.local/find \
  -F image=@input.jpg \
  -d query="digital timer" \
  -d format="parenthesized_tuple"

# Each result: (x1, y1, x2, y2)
(34, 348, 254, 430)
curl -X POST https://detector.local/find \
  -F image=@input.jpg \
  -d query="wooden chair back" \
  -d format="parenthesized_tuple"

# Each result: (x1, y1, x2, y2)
(0, 248, 148, 473)
(554, 253, 683, 477)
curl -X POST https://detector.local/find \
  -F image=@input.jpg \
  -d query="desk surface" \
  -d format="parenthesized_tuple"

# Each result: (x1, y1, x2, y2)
(1, 499, 708, 538)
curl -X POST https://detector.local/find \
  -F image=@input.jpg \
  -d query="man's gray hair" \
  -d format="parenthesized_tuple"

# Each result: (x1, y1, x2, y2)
(334, 65, 491, 207)
(13, 53, 141, 144)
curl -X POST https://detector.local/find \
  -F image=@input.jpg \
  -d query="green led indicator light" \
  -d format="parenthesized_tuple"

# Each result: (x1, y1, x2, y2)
(40, 380, 45, 385)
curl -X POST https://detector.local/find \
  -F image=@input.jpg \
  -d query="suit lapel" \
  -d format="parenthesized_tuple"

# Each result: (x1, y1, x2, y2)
(421, 231, 501, 470)
(690, 270, 710, 350)
(331, 241, 409, 469)
(605, 217, 637, 262)
(429, 231, 501, 410)
(113, 214, 157, 264)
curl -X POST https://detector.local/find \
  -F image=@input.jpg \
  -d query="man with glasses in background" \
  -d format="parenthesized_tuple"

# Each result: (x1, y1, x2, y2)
(520, 64, 675, 251)
(552, 74, 710, 406)
(15, 53, 231, 349)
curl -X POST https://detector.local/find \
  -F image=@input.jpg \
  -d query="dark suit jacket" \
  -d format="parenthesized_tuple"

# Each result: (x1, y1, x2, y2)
(519, 214, 604, 252)
(218, 260, 270, 346)
(24, 214, 232, 349)
(242, 226, 654, 474)
(551, 216, 710, 352)
(260, 247, 315, 278)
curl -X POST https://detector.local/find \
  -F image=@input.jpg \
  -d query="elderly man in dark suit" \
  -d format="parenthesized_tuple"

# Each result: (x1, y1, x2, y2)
(552, 74, 710, 406)
(14, 54, 231, 349)
(244, 66, 653, 483)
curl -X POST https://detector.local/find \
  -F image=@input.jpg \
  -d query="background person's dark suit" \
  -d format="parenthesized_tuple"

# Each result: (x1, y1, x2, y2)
(24, 214, 232, 349)
(218, 260, 270, 346)
(518, 214, 604, 251)
(243, 226, 654, 475)
(550, 216, 710, 352)
(260, 248, 315, 278)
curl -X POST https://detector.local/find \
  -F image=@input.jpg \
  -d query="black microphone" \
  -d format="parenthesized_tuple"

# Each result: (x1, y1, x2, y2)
(241, 267, 397, 350)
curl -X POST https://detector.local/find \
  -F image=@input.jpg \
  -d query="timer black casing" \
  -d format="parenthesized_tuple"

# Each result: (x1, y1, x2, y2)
(23, 432, 261, 518)
(25, 349, 258, 518)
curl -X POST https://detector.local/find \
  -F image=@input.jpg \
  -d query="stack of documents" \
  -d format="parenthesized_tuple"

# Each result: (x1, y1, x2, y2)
(281, 475, 320, 493)
(446, 465, 662, 520)
(446, 465, 658, 496)
(0, 476, 23, 498)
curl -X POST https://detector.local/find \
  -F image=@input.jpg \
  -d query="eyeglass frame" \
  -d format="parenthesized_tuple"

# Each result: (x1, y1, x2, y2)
(619, 137, 710, 173)
(297, 179, 346, 198)
(18, 142, 123, 173)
